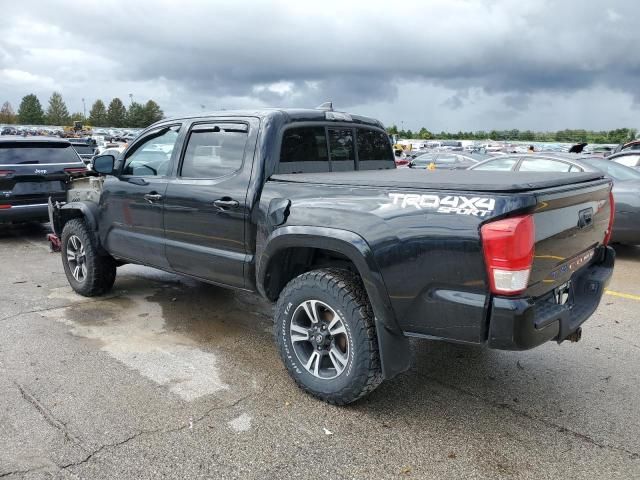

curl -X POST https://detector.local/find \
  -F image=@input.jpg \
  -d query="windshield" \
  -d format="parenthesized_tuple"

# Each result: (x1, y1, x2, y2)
(582, 159, 640, 181)
(0, 143, 82, 164)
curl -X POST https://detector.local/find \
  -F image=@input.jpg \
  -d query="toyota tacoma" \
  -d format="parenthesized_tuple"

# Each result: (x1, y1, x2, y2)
(49, 107, 615, 404)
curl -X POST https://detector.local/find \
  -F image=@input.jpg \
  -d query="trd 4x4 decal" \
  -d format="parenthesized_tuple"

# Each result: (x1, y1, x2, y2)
(388, 193, 496, 217)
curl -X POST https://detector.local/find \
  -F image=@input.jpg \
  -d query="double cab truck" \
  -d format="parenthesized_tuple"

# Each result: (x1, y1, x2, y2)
(49, 108, 615, 404)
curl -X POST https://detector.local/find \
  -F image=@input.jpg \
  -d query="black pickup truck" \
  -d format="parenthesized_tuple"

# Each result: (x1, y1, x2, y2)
(49, 108, 615, 404)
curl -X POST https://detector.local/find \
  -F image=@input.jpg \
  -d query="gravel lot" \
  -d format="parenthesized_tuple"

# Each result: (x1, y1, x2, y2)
(1, 223, 638, 479)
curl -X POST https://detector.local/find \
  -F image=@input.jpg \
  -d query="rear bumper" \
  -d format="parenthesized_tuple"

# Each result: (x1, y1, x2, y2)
(0, 203, 49, 222)
(488, 246, 615, 350)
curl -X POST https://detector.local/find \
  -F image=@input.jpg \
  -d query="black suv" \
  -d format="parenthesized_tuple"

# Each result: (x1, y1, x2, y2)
(0, 137, 86, 222)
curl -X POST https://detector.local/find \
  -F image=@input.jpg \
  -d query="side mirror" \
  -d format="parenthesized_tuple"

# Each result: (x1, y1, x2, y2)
(92, 154, 115, 175)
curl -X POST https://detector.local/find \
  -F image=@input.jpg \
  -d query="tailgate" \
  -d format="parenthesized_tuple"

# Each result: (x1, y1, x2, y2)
(526, 180, 612, 297)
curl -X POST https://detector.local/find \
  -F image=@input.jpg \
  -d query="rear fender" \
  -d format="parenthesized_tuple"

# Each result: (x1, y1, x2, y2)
(258, 226, 411, 379)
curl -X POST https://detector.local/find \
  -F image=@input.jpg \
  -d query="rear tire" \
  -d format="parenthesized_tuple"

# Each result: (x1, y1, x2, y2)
(274, 269, 383, 405)
(61, 218, 116, 297)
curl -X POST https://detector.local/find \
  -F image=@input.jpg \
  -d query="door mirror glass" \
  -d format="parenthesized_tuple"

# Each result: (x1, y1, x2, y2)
(92, 154, 115, 174)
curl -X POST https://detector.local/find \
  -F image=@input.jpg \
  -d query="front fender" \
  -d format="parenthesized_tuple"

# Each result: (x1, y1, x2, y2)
(258, 226, 411, 379)
(49, 199, 100, 243)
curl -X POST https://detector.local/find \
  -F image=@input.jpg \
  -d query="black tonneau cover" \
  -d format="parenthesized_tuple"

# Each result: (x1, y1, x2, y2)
(270, 169, 606, 193)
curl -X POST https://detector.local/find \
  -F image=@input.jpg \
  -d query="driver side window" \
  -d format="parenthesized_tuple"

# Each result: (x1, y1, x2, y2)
(122, 125, 181, 176)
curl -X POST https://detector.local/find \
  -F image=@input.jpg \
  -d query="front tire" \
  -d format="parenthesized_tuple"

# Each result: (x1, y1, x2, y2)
(61, 218, 116, 297)
(274, 269, 382, 405)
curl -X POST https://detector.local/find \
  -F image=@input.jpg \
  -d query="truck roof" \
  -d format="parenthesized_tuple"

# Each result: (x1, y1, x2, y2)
(158, 108, 385, 129)
(270, 169, 607, 193)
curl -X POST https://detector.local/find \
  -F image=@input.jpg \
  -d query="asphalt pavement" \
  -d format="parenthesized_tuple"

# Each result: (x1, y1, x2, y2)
(0, 223, 638, 479)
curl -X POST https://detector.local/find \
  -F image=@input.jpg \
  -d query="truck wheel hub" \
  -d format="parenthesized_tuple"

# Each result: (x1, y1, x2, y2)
(290, 300, 349, 379)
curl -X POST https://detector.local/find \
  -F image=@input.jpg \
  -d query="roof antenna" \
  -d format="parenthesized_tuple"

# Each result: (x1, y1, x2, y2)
(316, 101, 333, 111)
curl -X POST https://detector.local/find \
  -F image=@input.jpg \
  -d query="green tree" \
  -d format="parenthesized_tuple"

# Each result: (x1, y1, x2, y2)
(17, 94, 45, 125)
(45, 92, 70, 126)
(126, 102, 146, 128)
(0, 101, 16, 124)
(88, 99, 107, 126)
(126, 100, 164, 128)
(107, 98, 127, 127)
(417, 127, 432, 139)
(69, 112, 85, 123)
(142, 100, 164, 126)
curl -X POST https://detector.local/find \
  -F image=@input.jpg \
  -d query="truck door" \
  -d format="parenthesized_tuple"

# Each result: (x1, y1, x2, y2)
(99, 124, 182, 269)
(163, 119, 257, 288)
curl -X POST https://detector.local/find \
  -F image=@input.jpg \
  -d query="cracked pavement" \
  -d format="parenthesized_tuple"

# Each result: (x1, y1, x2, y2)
(0, 223, 639, 479)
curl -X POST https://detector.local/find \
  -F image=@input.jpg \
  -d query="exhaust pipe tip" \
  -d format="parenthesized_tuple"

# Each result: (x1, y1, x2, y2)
(565, 327, 582, 343)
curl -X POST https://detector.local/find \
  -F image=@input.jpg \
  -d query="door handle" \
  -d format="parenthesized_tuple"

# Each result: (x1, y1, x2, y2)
(144, 193, 163, 203)
(213, 198, 239, 209)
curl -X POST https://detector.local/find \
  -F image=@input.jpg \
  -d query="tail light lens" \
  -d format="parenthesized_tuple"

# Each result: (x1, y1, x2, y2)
(0, 170, 15, 178)
(481, 215, 535, 295)
(603, 191, 615, 245)
(0, 204, 11, 209)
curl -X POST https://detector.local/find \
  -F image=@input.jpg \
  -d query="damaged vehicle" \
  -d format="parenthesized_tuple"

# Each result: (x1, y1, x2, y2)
(49, 108, 615, 404)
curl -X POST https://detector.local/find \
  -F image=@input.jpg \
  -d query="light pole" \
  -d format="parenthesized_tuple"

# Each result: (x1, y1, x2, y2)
(128, 93, 133, 105)
(82, 98, 86, 120)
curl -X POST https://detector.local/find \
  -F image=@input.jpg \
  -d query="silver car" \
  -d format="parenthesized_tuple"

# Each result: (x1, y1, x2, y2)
(470, 154, 640, 245)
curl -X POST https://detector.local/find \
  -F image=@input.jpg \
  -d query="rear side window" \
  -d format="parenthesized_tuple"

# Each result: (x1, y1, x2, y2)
(473, 157, 518, 171)
(519, 158, 572, 172)
(0, 143, 81, 165)
(180, 124, 248, 179)
(436, 154, 460, 164)
(278, 127, 329, 174)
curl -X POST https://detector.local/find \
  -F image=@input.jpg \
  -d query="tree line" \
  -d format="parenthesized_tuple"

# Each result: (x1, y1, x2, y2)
(0, 93, 164, 129)
(386, 125, 638, 145)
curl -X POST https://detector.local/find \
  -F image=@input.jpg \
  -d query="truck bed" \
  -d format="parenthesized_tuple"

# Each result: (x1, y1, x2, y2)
(270, 169, 605, 193)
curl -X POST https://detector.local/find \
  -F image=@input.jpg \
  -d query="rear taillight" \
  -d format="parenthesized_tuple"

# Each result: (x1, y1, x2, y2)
(603, 191, 615, 246)
(0, 204, 11, 209)
(64, 167, 87, 175)
(0, 170, 15, 178)
(481, 214, 535, 295)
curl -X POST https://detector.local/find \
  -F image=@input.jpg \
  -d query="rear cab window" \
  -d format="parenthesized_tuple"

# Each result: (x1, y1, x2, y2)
(277, 125, 394, 174)
(0, 142, 83, 165)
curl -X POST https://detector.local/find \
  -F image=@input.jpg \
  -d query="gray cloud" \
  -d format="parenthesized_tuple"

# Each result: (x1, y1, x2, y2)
(0, 0, 639, 130)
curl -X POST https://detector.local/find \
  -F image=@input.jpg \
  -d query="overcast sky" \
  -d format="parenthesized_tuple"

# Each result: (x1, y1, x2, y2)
(1, 0, 638, 131)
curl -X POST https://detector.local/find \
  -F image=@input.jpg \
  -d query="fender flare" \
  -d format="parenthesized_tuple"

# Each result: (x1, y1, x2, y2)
(258, 226, 411, 379)
(50, 200, 100, 245)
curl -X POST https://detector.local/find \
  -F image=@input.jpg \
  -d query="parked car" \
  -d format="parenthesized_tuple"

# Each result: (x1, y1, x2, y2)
(612, 139, 640, 154)
(1, 127, 17, 136)
(69, 141, 97, 165)
(409, 152, 485, 170)
(607, 151, 640, 170)
(50, 108, 614, 404)
(0, 137, 86, 223)
(470, 154, 640, 244)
